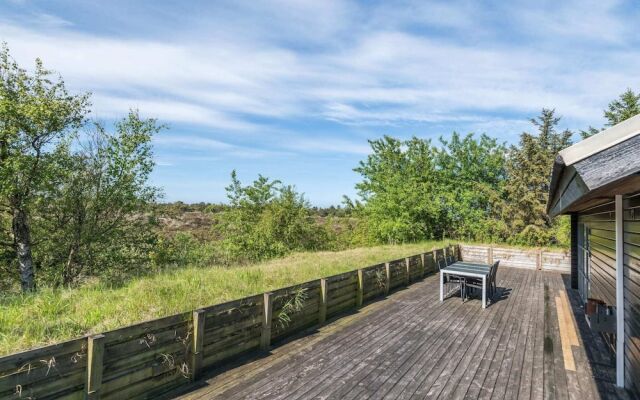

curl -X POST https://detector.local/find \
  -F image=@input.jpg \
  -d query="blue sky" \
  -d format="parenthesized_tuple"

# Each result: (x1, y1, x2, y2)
(1, 0, 639, 206)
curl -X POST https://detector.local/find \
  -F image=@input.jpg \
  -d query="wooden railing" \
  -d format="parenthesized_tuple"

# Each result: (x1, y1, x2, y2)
(0, 244, 458, 399)
(460, 244, 570, 272)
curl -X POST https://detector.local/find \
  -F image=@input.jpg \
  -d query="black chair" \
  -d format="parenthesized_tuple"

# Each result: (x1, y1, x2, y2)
(489, 260, 500, 298)
(463, 261, 499, 303)
(439, 258, 464, 301)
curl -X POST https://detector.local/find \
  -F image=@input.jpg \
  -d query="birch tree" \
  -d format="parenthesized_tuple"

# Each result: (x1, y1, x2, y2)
(0, 45, 89, 291)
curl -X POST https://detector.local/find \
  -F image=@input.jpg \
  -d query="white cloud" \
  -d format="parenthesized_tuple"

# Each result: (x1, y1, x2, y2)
(1, 0, 639, 145)
(153, 135, 291, 159)
(283, 136, 371, 155)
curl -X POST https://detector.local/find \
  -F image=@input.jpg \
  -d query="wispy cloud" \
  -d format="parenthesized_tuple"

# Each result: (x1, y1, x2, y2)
(2, 2, 639, 133)
(1, 0, 639, 203)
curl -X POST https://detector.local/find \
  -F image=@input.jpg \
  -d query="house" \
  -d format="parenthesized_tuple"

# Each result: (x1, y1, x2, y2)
(547, 114, 640, 395)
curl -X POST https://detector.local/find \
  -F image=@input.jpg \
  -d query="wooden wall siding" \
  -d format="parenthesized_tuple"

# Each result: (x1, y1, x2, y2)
(459, 245, 571, 272)
(580, 202, 617, 308)
(623, 194, 640, 396)
(0, 246, 451, 399)
(0, 338, 87, 399)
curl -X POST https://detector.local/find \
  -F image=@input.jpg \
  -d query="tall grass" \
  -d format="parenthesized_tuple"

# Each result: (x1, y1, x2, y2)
(0, 241, 447, 356)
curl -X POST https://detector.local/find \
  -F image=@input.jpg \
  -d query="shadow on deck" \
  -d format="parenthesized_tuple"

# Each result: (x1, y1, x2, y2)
(165, 268, 632, 400)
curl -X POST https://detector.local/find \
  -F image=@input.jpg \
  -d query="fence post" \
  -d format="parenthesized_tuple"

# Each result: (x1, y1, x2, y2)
(488, 246, 494, 264)
(319, 278, 328, 324)
(405, 257, 411, 285)
(190, 309, 205, 380)
(432, 250, 438, 270)
(537, 249, 543, 270)
(260, 293, 273, 351)
(356, 270, 364, 307)
(385, 262, 391, 295)
(420, 253, 426, 276)
(86, 334, 105, 399)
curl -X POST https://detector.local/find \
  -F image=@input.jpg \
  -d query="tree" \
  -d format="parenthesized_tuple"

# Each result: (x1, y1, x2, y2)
(436, 133, 508, 242)
(604, 88, 640, 126)
(350, 136, 442, 244)
(504, 109, 572, 245)
(0, 45, 89, 291)
(350, 134, 508, 244)
(580, 88, 640, 139)
(214, 171, 329, 262)
(35, 111, 162, 286)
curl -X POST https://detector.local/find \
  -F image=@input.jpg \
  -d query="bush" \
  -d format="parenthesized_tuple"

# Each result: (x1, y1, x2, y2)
(214, 172, 333, 263)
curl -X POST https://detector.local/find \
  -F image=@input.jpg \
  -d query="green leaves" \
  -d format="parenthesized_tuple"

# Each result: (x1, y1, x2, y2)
(0, 43, 162, 289)
(214, 172, 331, 263)
(604, 88, 640, 127)
(504, 109, 572, 246)
(351, 133, 508, 244)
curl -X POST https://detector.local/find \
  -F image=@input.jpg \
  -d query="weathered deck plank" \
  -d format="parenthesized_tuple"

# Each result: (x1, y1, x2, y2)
(166, 268, 625, 400)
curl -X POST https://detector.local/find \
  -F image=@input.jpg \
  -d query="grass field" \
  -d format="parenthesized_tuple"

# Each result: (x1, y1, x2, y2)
(0, 241, 448, 356)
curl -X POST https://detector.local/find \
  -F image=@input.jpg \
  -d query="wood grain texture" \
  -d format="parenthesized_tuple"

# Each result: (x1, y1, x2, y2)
(168, 269, 628, 400)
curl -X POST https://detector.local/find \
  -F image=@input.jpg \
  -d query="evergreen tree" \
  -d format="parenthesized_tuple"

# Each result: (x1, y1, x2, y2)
(604, 88, 640, 126)
(505, 109, 572, 245)
(580, 88, 640, 139)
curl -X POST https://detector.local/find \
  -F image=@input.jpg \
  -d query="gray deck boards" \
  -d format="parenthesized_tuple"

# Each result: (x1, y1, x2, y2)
(169, 268, 630, 400)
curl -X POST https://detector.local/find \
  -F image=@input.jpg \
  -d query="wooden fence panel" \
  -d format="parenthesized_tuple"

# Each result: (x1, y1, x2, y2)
(424, 252, 437, 274)
(271, 281, 322, 342)
(362, 263, 387, 301)
(0, 338, 87, 400)
(460, 244, 570, 272)
(326, 271, 358, 318)
(408, 255, 423, 281)
(200, 295, 263, 369)
(0, 246, 453, 398)
(459, 245, 490, 264)
(388, 258, 406, 290)
(541, 251, 571, 272)
(100, 313, 191, 399)
(492, 247, 538, 269)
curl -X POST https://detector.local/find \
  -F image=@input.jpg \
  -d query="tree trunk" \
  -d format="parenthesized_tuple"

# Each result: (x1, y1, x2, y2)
(12, 207, 36, 292)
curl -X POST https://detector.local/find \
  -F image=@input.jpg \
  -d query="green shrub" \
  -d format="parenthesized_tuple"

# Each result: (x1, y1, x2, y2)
(213, 171, 334, 263)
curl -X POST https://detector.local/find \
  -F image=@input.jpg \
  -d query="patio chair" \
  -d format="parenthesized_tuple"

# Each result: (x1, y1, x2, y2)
(463, 261, 499, 302)
(439, 258, 464, 301)
(490, 260, 500, 298)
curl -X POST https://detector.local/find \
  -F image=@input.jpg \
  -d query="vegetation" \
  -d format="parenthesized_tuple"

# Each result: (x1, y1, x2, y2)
(1, 45, 639, 355)
(213, 171, 332, 262)
(504, 109, 572, 245)
(0, 46, 160, 291)
(581, 88, 640, 139)
(0, 241, 445, 355)
(347, 109, 570, 247)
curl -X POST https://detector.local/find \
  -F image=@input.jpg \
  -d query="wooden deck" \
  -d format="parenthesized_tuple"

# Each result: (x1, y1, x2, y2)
(167, 268, 631, 400)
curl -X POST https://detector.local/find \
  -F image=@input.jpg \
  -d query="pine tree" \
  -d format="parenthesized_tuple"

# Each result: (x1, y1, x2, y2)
(604, 88, 640, 126)
(580, 88, 640, 139)
(505, 109, 572, 245)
